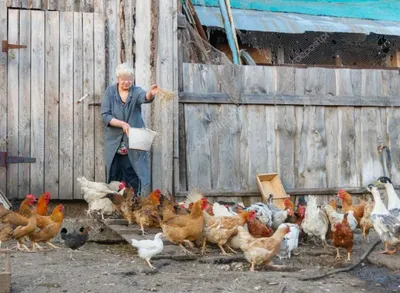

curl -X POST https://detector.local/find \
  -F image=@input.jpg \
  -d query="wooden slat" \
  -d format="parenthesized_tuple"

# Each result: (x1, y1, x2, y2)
(178, 92, 400, 107)
(82, 13, 95, 181)
(324, 107, 339, 188)
(30, 0, 41, 9)
(81, 0, 93, 12)
(8, 0, 20, 7)
(18, 10, 31, 198)
(20, 0, 29, 8)
(64, 0, 75, 11)
(94, 13, 106, 183)
(120, 0, 135, 64)
(44, 11, 60, 199)
(105, 0, 119, 85)
(59, 12, 74, 199)
(0, 0, 7, 197)
(30, 10, 45, 196)
(7, 9, 19, 199)
(73, 12, 84, 199)
(47, 0, 58, 10)
(93, 0, 104, 13)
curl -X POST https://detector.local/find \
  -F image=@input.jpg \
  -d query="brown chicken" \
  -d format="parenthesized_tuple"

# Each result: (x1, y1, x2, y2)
(236, 205, 273, 239)
(105, 186, 136, 225)
(329, 199, 337, 211)
(201, 210, 257, 255)
(237, 225, 290, 272)
(338, 189, 366, 226)
(332, 212, 353, 261)
(359, 198, 375, 243)
(0, 201, 37, 251)
(36, 192, 51, 216)
(19, 194, 37, 218)
(29, 204, 65, 250)
(160, 198, 208, 254)
(133, 190, 161, 235)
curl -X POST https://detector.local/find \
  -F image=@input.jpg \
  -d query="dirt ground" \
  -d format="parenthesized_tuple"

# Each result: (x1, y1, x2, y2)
(3, 229, 400, 293)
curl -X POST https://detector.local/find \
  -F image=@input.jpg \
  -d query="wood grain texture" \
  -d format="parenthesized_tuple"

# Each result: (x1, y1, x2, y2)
(0, 0, 7, 197)
(94, 13, 106, 183)
(105, 0, 119, 85)
(64, 0, 75, 11)
(82, 13, 95, 181)
(59, 12, 74, 199)
(44, 11, 60, 199)
(120, 0, 135, 65)
(324, 107, 339, 188)
(30, 0, 41, 9)
(7, 9, 19, 199)
(30, 10, 45, 196)
(20, 0, 29, 8)
(47, 0, 58, 10)
(93, 0, 103, 12)
(18, 10, 31, 198)
(81, 0, 93, 12)
(73, 12, 84, 198)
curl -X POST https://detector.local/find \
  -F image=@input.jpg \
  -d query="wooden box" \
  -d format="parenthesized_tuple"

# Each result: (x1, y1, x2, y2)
(256, 173, 289, 209)
(0, 253, 11, 293)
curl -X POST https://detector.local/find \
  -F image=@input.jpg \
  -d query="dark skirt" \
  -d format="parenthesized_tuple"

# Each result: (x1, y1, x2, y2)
(109, 153, 140, 192)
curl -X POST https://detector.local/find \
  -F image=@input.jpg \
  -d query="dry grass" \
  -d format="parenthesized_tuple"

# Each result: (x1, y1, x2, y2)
(157, 88, 176, 101)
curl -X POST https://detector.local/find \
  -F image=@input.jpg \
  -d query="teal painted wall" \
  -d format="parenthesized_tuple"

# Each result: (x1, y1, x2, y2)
(190, 0, 400, 22)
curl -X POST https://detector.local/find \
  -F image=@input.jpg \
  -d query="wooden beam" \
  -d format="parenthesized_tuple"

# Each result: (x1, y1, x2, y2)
(178, 92, 400, 107)
(175, 187, 399, 198)
(178, 13, 186, 29)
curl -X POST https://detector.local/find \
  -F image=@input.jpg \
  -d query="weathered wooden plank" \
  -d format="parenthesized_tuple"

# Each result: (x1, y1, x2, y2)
(59, 12, 74, 199)
(304, 67, 326, 96)
(47, 0, 58, 10)
(30, 10, 45, 196)
(324, 107, 339, 188)
(185, 105, 212, 190)
(7, 9, 19, 199)
(335, 68, 354, 96)
(94, 13, 106, 183)
(178, 92, 400, 107)
(93, 0, 103, 12)
(0, 0, 7, 197)
(64, 0, 75, 11)
(105, 0, 119, 85)
(83, 13, 95, 181)
(20, 0, 29, 8)
(81, 0, 93, 12)
(277, 67, 295, 95)
(276, 106, 295, 189)
(44, 11, 60, 199)
(242, 65, 275, 95)
(18, 10, 31, 198)
(8, 0, 20, 7)
(120, 0, 135, 65)
(207, 104, 219, 190)
(73, 12, 84, 199)
(388, 108, 400, 184)
(30, 0, 41, 9)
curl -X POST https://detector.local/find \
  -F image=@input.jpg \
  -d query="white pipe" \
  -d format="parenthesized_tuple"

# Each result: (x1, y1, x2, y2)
(77, 94, 90, 104)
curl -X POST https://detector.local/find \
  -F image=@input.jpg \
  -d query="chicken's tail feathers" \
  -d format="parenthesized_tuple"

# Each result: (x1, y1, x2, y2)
(183, 188, 205, 208)
(131, 238, 140, 248)
(60, 228, 68, 240)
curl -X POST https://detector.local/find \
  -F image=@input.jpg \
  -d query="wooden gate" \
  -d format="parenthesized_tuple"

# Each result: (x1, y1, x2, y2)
(3, 9, 106, 200)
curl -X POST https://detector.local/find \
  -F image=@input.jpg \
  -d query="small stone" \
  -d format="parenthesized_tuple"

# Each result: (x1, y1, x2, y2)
(254, 286, 262, 291)
(376, 284, 381, 287)
(150, 288, 158, 292)
(219, 264, 230, 271)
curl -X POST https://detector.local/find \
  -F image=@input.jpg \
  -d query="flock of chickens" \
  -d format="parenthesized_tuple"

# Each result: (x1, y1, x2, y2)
(1, 175, 399, 273)
(77, 174, 400, 271)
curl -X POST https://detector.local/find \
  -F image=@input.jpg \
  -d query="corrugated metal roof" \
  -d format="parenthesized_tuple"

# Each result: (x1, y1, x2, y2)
(194, 5, 400, 36)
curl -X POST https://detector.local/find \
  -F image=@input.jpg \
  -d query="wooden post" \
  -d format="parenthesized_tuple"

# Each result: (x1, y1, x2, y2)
(152, 0, 178, 192)
(0, 0, 7, 197)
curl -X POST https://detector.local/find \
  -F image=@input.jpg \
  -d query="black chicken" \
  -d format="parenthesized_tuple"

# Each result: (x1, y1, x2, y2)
(60, 226, 92, 260)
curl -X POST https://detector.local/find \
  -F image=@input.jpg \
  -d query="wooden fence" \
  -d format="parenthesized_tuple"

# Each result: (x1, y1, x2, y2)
(177, 63, 400, 204)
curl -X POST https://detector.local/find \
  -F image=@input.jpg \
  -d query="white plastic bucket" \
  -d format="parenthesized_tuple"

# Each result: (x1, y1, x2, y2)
(128, 127, 158, 151)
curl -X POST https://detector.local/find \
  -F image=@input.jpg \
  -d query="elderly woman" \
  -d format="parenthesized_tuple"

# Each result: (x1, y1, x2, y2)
(101, 63, 159, 196)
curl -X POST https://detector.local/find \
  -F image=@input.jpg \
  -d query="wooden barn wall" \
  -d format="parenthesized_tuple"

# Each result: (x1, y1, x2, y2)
(1, 0, 151, 200)
(179, 63, 400, 205)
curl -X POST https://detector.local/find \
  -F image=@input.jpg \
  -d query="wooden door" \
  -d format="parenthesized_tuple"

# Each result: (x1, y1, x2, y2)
(4, 9, 106, 200)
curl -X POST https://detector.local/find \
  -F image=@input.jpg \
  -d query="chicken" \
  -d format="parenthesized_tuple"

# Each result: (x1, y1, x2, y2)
(359, 198, 375, 243)
(332, 212, 354, 261)
(132, 189, 161, 235)
(376, 176, 400, 220)
(212, 202, 237, 217)
(367, 184, 400, 254)
(322, 204, 357, 232)
(236, 205, 273, 238)
(36, 192, 51, 216)
(277, 223, 301, 259)
(159, 197, 208, 254)
(18, 194, 37, 218)
(337, 189, 366, 226)
(131, 233, 164, 269)
(61, 226, 92, 260)
(77, 176, 121, 193)
(105, 186, 136, 225)
(246, 203, 273, 228)
(267, 195, 294, 230)
(29, 204, 65, 250)
(329, 199, 337, 211)
(184, 190, 214, 216)
(201, 210, 256, 255)
(283, 198, 295, 210)
(237, 225, 290, 272)
(301, 195, 329, 245)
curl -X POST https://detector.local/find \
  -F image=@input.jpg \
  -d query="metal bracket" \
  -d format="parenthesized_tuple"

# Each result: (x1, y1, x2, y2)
(2, 40, 27, 53)
(88, 103, 101, 107)
(0, 152, 36, 167)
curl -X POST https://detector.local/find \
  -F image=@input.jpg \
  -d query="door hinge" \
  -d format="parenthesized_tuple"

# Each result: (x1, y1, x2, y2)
(2, 40, 27, 53)
(0, 152, 36, 167)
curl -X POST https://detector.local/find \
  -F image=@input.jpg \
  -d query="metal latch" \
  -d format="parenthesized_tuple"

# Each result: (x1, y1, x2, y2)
(0, 152, 36, 167)
(2, 40, 27, 53)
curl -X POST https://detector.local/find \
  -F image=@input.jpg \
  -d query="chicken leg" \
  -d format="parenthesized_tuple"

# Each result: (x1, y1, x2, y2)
(217, 244, 232, 256)
(146, 259, 155, 269)
(46, 242, 60, 249)
(378, 242, 396, 255)
(250, 262, 255, 272)
(201, 238, 207, 255)
(335, 248, 342, 260)
(32, 242, 44, 251)
(139, 223, 148, 235)
(347, 252, 351, 261)
(225, 244, 237, 254)
(179, 244, 194, 255)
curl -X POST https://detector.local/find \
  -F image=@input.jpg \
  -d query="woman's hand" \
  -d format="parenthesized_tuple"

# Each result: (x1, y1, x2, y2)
(146, 85, 160, 100)
(121, 121, 130, 136)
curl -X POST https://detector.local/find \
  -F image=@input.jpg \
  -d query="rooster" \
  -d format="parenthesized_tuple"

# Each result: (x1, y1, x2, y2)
(36, 192, 51, 216)
(337, 189, 366, 226)
(301, 195, 329, 246)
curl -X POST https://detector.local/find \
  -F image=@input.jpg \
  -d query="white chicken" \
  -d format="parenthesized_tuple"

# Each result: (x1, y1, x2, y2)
(245, 203, 273, 227)
(131, 233, 164, 268)
(277, 223, 301, 259)
(77, 176, 121, 194)
(212, 202, 237, 217)
(377, 176, 400, 220)
(367, 184, 400, 254)
(322, 204, 358, 232)
(301, 195, 329, 245)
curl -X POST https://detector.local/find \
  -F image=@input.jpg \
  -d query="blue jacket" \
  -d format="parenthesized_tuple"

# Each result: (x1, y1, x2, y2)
(101, 84, 155, 186)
